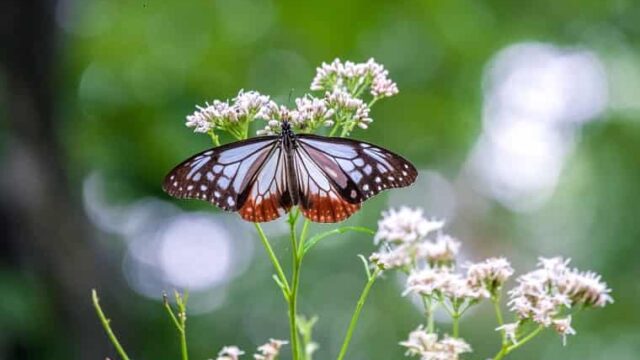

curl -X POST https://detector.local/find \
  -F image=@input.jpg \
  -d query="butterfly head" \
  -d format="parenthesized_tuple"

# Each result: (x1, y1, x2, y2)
(280, 120, 294, 137)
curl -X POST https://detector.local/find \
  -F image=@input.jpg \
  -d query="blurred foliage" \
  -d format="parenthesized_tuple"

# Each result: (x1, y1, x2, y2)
(2, 0, 640, 359)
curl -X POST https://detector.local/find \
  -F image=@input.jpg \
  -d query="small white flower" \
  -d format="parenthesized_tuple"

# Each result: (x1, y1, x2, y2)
(439, 336, 472, 357)
(399, 325, 439, 357)
(496, 322, 519, 344)
(186, 104, 215, 133)
(374, 207, 444, 245)
(370, 244, 414, 270)
(253, 339, 288, 360)
(290, 95, 334, 130)
(419, 234, 461, 265)
(563, 270, 613, 308)
(399, 326, 472, 360)
(234, 90, 271, 117)
(371, 75, 399, 98)
(216, 346, 245, 360)
(310, 58, 344, 91)
(507, 257, 612, 328)
(552, 316, 576, 346)
(466, 257, 514, 294)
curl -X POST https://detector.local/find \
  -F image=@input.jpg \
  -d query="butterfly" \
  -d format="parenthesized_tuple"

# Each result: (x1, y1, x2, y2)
(163, 121, 417, 223)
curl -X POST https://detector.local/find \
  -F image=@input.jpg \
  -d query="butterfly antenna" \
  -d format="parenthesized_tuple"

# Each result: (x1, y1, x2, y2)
(288, 88, 295, 106)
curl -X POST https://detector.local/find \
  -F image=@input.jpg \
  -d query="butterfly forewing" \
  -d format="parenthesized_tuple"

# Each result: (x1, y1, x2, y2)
(296, 134, 418, 204)
(163, 136, 278, 211)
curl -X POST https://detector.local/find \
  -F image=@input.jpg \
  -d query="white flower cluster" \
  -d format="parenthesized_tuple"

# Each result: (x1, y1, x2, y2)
(310, 58, 399, 99)
(466, 257, 515, 296)
(508, 257, 613, 325)
(186, 90, 271, 134)
(214, 339, 288, 360)
(370, 207, 446, 270)
(215, 346, 245, 360)
(400, 325, 472, 360)
(254, 339, 288, 360)
(325, 89, 372, 129)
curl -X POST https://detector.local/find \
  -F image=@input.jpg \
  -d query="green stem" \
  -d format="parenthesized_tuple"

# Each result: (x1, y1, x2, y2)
(92, 290, 131, 360)
(452, 312, 460, 338)
(208, 130, 221, 147)
(336, 268, 381, 360)
(493, 326, 544, 360)
(254, 223, 290, 293)
(422, 297, 435, 333)
(288, 213, 301, 360)
(492, 295, 507, 346)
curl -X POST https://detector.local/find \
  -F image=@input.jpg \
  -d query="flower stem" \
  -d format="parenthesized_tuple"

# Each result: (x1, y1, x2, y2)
(452, 312, 460, 338)
(92, 290, 131, 360)
(492, 326, 544, 360)
(492, 295, 507, 346)
(288, 212, 302, 360)
(336, 268, 381, 360)
(254, 223, 290, 294)
(422, 297, 435, 333)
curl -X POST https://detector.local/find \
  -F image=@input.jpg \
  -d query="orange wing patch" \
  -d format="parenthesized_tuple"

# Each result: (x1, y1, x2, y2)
(238, 195, 290, 223)
(300, 193, 361, 223)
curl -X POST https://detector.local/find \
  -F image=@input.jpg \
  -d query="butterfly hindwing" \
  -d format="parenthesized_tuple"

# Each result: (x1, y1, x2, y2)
(163, 136, 278, 211)
(296, 134, 418, 204)
(237, 145, 293, 222)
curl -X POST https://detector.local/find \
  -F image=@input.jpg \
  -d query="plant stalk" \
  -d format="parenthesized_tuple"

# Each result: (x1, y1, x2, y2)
(92, 289, 131, 360)
(336, 268, 381, 360)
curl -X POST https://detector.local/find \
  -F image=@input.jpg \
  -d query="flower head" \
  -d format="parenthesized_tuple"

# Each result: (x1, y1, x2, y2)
(400, 325, 472, 360)
(508, 257, 612, 327)
(216, 346, 245, 360)
(419, 234, 460, 266)
(310, 58, 399, 99)
(290, 95, 334, 131)
(186, 90, 271, 136)
(324, 89, 372, 129)
(466, 257, 514, 296)
(374, 207, 444, 245)
(253, 339, 288, 360)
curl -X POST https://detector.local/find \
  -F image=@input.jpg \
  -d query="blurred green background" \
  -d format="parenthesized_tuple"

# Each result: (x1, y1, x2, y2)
(1, 0, 639, 359)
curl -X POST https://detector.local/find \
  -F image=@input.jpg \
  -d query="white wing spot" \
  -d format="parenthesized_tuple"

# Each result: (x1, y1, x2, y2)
(200, 185, 207, 191)
(193, 172, 201, 181)
(227, 197, 235, 207)
(213, 165, 223, 174)
(350, 190, 357, 198)
(360, 143, 371, 148)
(363, 184, 369, 191)
(218, 177, 230, 190)
(170, 175, 175, 180)
(350, 170, 363, 184)
(354, 158, 365, 167)
(404, 164, 409, 169)
(375, 177, 381, 183)
(204, 150, 213, 155)
(214, 191, 221, 198)
(402, 170, 408, 176)
(388, 176, 395, 181)
(206, 172, 214, 181)
(187, 185, 194, 191)
(363, 164, 372, 175)
(173, 181, 178, 187)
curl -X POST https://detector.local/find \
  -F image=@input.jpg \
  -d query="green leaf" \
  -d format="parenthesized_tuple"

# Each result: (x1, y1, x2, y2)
(301, 226, 374, 258)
